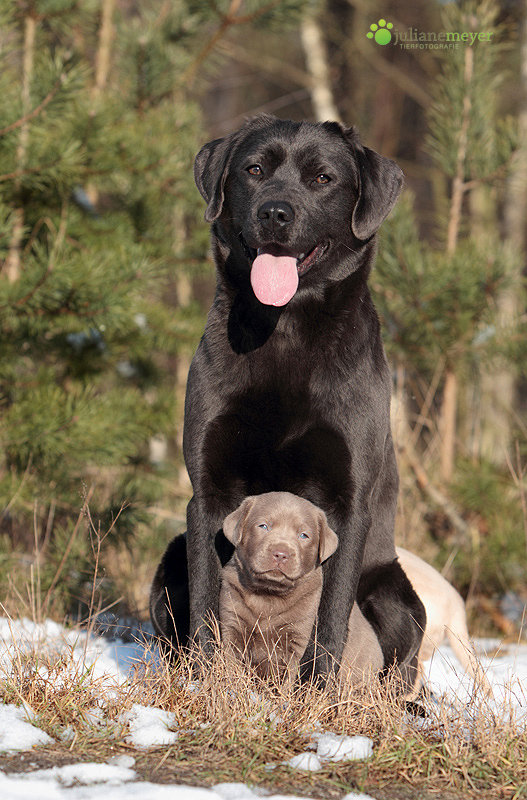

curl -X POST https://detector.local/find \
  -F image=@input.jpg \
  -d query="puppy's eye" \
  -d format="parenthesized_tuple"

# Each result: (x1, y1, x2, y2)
(298, 532, 309, 540)
(314, 174, 331, 185)
(247, 165, 263, 176)
(258, 522, 269, 531)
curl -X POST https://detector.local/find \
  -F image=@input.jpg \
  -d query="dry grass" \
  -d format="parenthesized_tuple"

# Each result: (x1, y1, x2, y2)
(1, 505, 527, 799)
(1, 616, 527, 800)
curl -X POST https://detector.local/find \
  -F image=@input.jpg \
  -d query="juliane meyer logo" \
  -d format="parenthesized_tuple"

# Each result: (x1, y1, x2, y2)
(367, 18, 494, 49)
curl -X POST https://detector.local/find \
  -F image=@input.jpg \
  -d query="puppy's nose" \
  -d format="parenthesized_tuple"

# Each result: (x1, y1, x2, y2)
(272, 548, 290, 564)
(257, 201, 295, 230)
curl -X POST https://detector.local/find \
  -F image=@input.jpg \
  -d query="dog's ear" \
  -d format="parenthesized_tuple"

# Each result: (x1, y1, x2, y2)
(196, 121, 262, 223)
(194, 132, 239, 223)
(317, 510, 339, 564)
(342, 126, 404, 241)
(195, 115, 278, 223)
(223, 497, 256, 546)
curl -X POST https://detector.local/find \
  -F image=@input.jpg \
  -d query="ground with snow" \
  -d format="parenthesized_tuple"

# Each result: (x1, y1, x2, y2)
(0, 617, 526, 799)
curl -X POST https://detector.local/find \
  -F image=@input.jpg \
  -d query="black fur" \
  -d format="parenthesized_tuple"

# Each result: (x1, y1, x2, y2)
(150, 534, 190, 651)
(150, 114, 425, 681)
(150, 531, 233, 653)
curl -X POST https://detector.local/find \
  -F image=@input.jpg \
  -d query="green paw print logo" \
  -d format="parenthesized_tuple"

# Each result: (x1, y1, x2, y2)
(367, 19, 393, 45)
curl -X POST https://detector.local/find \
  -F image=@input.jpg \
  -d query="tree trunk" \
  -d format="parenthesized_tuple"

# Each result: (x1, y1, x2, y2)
(441, 368, 458, 482)
(93, 0, 116, 101)
(86, 0, 117, 209)
(300, 16, 341, 122)
(439, 45, 474, 482)
(5, 13, 37, 283)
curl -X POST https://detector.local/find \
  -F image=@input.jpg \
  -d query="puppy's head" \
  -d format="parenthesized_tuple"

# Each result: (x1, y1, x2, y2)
(223, 492, 338, 592)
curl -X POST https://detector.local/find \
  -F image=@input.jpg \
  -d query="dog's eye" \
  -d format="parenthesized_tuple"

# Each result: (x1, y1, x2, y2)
(258, 522, 269, 531)
(314, 174, 331, 185)
(298, 532, 310, 540)
(247, 165, 263, 176)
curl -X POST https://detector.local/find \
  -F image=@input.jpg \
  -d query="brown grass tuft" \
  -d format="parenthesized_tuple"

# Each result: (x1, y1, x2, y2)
(2, 615, 527, 800)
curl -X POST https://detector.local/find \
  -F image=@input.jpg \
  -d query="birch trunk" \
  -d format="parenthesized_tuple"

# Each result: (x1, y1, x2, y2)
(300, 16, 341, 123)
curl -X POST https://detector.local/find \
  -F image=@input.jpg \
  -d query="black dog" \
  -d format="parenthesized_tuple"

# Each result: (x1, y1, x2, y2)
(151, 114, 425, 687)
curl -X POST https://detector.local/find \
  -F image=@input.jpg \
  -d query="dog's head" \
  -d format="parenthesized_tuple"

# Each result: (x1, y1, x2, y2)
(222, 491, 338, 592)
(194, 114, 403, 307)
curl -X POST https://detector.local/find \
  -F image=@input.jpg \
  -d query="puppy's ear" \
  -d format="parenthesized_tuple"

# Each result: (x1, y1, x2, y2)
(223, 497, 256, 546)
(194, 132, 239, 223)
(317, 510, 339, 564)
(341, 126, 404, 241)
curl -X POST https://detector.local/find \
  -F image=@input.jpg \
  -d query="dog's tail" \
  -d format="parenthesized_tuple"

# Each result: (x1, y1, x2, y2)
(445, 611, 493, 698)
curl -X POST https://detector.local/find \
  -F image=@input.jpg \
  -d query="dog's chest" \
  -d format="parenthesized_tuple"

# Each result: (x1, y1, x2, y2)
(202, 382, 352, 513)
(220, 574, 318, 675)
(188, 304, 388, 517)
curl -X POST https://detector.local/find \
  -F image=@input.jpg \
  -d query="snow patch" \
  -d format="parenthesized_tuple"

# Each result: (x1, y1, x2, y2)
(286, 752, 323, 771)
(312, 732, 374, 762)
(0, 704, 54, 751)
(122, 703, 179, 747)
(286, 732, 374, 770)
(7, 762, 136, 786)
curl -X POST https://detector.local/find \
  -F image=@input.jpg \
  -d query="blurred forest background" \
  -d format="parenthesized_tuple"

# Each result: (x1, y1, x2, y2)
(1, 0, 526, 639)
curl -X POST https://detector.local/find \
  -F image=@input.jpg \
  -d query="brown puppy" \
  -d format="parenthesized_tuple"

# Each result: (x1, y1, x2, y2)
(220, 492, 383, 682)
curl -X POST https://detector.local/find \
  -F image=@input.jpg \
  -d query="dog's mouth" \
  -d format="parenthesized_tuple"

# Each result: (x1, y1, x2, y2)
(252, 566, 297, 585)
(263, 561, 308, 583)
(242, 239, 328, 307)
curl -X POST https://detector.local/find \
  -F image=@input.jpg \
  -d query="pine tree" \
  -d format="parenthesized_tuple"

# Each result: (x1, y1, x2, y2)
(0, 0, 207, 616)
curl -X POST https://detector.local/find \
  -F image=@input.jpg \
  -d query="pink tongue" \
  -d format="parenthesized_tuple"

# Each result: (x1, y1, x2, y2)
(250, 251, 299, 306)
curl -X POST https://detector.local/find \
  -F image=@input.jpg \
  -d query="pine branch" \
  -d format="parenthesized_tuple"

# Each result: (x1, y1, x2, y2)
(0, 159, 63, 183)
(441, 42, 474, 482)
(183, 0, 285, 84)
(0, 74, 66, 138)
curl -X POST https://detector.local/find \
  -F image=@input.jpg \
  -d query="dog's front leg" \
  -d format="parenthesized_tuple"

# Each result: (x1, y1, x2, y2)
(299, 431, 403, 684)
(300, 507, 370, 684)
(186, 496, 223, 653)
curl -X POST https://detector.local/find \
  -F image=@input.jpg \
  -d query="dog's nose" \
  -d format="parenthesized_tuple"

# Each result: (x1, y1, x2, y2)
(257, 201, 295, 230)
(272, 548, 290, 564)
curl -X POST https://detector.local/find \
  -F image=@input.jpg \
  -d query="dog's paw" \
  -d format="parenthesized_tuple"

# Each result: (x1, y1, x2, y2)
(404, 700, 428, 718)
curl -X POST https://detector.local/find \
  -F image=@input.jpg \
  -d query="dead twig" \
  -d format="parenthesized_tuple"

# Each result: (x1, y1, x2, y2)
(400, 441, 470, 542)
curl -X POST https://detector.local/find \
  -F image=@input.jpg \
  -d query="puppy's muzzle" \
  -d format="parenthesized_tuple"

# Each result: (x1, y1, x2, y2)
(271, 546, 291, 566)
